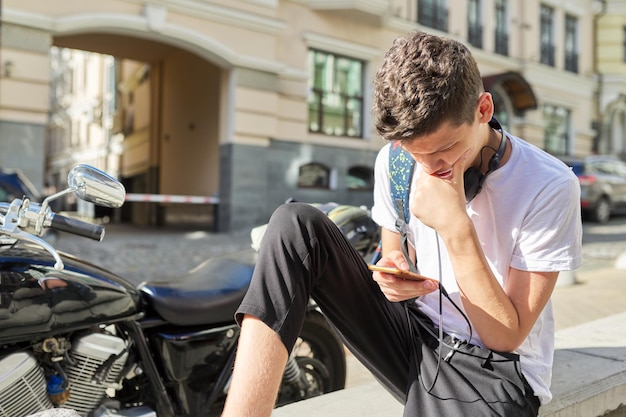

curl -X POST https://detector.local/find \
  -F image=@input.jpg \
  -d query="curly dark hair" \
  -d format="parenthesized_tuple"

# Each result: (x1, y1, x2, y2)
(373, 31, 484, 141)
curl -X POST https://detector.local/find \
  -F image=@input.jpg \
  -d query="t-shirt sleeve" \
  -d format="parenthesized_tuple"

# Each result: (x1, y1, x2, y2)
(511, 174, 583, 272)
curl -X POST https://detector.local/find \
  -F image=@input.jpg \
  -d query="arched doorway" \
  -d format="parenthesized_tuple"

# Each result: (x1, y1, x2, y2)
(482, 71, 538, 134)
(606, 101, 626, 157)
(50, 31, 229, 229)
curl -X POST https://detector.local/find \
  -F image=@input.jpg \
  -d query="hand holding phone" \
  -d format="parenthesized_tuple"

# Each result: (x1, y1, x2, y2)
(368, 264, 438, 283)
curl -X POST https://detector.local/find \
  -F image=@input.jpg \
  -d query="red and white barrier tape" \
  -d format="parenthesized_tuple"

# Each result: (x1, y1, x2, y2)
(125, 193, 219, 204)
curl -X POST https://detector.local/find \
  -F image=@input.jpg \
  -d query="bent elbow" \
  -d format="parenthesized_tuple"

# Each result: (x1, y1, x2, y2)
(482, 334, 524, 353)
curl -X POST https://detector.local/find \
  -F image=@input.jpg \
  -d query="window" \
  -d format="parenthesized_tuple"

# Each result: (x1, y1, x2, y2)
(308, 50, 364, 138)
(418, 0, 448, 32)
(564, 15, 579, 73)
(105, 56, 116, 118)
(491, 91, 510, 131)
(494, 0, 508, 56)
(297, 162, 331, 189)
(540, 5, 555, 66)
(346, 166, 374, 190)
(608, 109, 626, 155)
(623, 26, 626, 63)
(468, 0, 483, 48)
(543, 105, 571, 156)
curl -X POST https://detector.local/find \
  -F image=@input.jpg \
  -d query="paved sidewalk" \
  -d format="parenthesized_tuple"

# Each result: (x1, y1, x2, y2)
(53, 222, 626, 332)
(552, 266, 626, 331)
(53, 222, 626, 391)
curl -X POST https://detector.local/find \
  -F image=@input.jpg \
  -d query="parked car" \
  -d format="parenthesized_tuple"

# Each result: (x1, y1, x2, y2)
(0, 169, 61, 243)
(0, 168, 41, 202)
(560, 155, 626, 223)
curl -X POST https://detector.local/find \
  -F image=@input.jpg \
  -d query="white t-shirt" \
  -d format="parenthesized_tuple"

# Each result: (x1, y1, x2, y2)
(371, 134, 583, 404)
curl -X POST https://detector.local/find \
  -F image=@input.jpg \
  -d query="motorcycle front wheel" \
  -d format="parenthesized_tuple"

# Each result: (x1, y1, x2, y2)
(276, 309, 347, 407)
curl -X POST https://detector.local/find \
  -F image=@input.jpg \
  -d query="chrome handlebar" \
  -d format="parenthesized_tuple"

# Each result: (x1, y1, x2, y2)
(0, 163, 125, 271)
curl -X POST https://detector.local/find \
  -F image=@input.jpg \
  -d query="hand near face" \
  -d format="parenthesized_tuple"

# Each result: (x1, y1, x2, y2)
(410, 150, 471, 232)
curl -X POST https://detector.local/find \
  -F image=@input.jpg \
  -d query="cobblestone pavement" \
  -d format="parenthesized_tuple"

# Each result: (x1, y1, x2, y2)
(54, 224, 253, 285)
(51, 217, 626, 309)
(51, 219, 626, 330)
(52, 218, 626, 389)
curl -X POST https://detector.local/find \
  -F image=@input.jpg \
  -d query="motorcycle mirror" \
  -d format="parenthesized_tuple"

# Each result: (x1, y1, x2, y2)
(68, 164, 126, 208)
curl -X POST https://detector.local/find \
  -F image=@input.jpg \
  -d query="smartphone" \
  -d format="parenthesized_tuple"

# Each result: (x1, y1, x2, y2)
(368, 264, 437, 283)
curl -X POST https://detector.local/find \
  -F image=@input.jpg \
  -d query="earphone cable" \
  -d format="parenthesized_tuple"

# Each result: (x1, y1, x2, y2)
(410, 230, 474, 394)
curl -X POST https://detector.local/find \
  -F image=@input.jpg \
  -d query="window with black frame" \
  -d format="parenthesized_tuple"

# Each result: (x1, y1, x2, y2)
(623, 26, 626, 63)
(346, 166, 374, 190)
(494, 0, 509, 56)
(307, 49, 364, 138)
(564, 14, 579, 73)
(417, 0, 448, 32)
(543, 104, 571, 156)
(297, 162, 331, 189)
(540, 4, 555, 66)
(491, 90, 509, 131)
(468, 0, 483, 48)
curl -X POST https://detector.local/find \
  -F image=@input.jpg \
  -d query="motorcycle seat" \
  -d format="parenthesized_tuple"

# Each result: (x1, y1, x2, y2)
(139, 251, 256, 326)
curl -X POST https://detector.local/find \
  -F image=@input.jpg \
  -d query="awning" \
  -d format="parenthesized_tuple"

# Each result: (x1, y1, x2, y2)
(482, 72, 537, 115)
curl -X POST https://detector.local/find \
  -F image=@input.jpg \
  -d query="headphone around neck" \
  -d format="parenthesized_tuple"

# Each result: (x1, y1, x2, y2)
(463, 117, 507, 203)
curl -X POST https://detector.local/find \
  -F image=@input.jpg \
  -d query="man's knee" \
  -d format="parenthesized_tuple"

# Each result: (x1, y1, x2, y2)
(269, 202, 326, 230)
(273, 202, 322, 218)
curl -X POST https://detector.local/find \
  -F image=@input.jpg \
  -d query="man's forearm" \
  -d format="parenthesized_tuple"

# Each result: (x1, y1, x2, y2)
(439, 221, 522, 351)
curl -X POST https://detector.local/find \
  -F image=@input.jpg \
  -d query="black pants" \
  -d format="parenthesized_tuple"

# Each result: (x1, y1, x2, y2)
(236, 203, 540, 416)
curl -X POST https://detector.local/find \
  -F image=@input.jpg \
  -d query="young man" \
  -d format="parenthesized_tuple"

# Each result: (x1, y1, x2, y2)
(222, 31, 582, 416)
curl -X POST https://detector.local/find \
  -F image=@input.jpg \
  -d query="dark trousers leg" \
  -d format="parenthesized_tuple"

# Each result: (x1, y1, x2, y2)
(235, 203, 540, 416)
(236, 203, 415, 401)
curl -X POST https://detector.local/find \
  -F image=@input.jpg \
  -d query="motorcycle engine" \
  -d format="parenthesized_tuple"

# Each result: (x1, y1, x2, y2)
(0, 332, 129, 417)
(60, 332, 129, 415)
(0, 352, 53, 417)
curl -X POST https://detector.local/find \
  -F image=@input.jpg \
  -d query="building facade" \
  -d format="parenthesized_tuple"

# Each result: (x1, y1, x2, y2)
(596, 0, 626, 158)
(0, 0, 602, 231)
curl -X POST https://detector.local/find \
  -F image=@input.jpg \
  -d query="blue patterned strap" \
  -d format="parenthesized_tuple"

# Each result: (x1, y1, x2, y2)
(389, 140, 415, 225)
(388, 141, 418, 273)
(370, 141, 415, 266)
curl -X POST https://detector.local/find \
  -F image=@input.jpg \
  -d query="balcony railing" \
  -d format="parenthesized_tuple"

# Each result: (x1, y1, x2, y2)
(468, 24, 483, 48)
(495, 31, 509, 56)
(418, 7, 448, 32)
(565, 52, 579, 73)
(540, 43, 555, 67)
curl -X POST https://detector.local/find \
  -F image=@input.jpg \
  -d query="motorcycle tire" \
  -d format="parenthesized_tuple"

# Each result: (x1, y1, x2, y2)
(276, 310, 347, 406)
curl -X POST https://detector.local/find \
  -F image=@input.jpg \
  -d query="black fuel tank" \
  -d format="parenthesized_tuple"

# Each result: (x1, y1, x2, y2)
(0, 244, 140, 342)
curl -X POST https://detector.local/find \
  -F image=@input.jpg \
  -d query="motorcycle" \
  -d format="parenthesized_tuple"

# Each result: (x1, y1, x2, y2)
(0, 165, 360, 417)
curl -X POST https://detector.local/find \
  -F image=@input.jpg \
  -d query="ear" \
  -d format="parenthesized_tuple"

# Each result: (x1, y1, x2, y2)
(477, 92, 494, 123)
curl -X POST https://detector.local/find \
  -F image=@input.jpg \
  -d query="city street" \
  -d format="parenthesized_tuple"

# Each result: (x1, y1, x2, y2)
(580, 214, 626, 270)
(53, 215, 626, 285)
(53, 215, 626, 390)
(3, 2, 625, 414)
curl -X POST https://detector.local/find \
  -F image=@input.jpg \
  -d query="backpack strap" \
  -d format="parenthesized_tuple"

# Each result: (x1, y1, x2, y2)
(388, 141, 418, 272)
(370, 141, 416, 266)
(389, 140, 415, 228)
